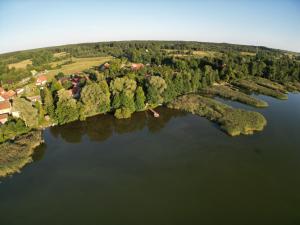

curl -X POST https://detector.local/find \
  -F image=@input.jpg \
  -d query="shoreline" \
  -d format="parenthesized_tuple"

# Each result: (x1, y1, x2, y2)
(0, 130, 43, 178)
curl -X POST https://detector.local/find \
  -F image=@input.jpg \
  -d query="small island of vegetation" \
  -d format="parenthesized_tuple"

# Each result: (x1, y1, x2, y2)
(167, 94, 267, 136)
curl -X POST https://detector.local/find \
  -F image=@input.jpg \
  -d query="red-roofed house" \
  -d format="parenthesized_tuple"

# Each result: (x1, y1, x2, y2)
(131, 63, 144, 71)
(6, 90, 16, 98)
(36, 75, 48, 86)
(0, 101, 11, 115)
(1, 90, 16, 101)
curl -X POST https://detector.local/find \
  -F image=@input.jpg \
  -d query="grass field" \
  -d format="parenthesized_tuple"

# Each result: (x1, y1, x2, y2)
(164, 49, 221, 58)
(240, 52, 256, 56)
(53, 52, 69, 58)
(193, 50, 221, 57)
(8, 59, 32, 69)
(46, 56, 112, 79)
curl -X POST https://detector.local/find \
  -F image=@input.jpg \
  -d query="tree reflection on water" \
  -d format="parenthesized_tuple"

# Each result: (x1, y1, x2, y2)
(49, 107, 187, 143)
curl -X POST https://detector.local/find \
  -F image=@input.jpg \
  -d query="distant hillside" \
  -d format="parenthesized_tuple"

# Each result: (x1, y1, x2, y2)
(0, 40, 295, 65)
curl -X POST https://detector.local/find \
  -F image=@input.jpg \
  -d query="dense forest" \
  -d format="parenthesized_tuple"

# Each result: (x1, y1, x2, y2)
(1, 41, 300, 142)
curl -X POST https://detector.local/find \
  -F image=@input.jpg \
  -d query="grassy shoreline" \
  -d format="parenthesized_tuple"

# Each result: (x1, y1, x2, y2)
(201, 85, 268, 108)
(232, 79, 288, 100)
(0, 130, 43, 178)
(167, 94, 267, 136)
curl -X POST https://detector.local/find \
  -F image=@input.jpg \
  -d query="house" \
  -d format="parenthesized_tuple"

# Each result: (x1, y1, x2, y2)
(16, 88, 25, 96)
(7, 90, 16, 98)
(1, 90, 16, 101)
(0, 87, 5, 94)
(26, 95, 41, 103)
(131, 63, 144, 71)
(0, 95, 5, 102)
(0, 114, 8, 125)
(36, 75, 48, 86)
(0, 101, 11, 115)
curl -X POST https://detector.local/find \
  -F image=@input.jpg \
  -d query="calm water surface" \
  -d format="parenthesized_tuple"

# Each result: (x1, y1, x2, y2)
(0, 94, 300, 225)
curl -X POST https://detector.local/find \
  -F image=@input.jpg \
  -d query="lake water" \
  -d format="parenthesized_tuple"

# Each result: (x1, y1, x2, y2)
(1, 94, 300, 225)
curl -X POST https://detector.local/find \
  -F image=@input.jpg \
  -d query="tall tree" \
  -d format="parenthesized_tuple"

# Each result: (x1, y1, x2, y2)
(55, 90, 79, 124)
(80, 81, 110, 119)
(12, 97, 39, 128)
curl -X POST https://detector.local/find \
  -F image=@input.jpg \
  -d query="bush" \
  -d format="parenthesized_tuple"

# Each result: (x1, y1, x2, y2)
(114, 107, 132, 119)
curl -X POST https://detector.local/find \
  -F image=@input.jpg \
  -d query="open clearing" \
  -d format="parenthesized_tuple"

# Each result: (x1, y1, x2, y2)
(240, 52, 256, 56)
(46, 56, 112, 78)
(165, 49, 221, 58)
(53, 52, 69, 58)
(8, 59, 32, 69)
(193, 50, 221, 57)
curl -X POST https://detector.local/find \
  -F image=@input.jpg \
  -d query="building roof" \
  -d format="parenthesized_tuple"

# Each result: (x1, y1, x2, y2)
(131, 63, 144, 70)
(36, 75, 48, 83)
(6, 90, 16, 97)
(1, 90, 16, 100)
(0, 101, 11, 110)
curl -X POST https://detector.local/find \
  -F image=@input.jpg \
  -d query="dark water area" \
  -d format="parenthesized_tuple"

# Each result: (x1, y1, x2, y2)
(1, 94, 300, 225)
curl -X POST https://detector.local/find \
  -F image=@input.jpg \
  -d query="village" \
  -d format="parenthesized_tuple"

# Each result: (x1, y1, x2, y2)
(0, 62, 149, 125)
(0, 71, 48, 124)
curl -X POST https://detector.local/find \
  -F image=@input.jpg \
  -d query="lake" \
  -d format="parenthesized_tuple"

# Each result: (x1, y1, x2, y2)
(0, 94, 300, 225)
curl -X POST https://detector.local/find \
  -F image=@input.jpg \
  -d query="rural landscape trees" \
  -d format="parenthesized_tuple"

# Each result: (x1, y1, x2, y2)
(0, 41, 300, 143)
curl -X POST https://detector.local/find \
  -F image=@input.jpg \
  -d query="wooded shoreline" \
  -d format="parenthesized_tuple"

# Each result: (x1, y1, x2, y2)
(1, 41, 300, 177)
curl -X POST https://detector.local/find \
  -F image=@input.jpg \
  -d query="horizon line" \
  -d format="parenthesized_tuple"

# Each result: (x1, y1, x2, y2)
(0, 39, 298, 56)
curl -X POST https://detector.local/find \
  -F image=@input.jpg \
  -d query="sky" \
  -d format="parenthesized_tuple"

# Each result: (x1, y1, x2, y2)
(0, 0, 300, 53)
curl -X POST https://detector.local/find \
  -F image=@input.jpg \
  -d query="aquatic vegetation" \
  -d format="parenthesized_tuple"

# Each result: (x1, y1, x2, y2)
(251, 77, 287, 93)
(283, 81, 300, 92)
(201, 85, 268, 108)
(219, 109, 267, 136)
(167, 94, 267, 136)
(0, 130, 43, 178)
(232, 79, 288, 100)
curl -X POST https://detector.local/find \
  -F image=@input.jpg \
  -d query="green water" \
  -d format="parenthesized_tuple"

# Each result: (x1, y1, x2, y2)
(0, 94, 300, 225)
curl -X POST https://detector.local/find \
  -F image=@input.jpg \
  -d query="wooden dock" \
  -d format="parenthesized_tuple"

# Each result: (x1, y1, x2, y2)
(149, 108, 160, 118)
